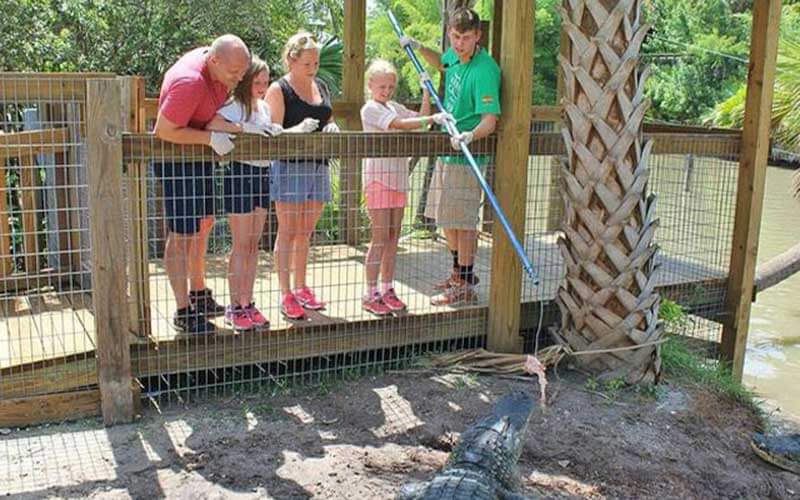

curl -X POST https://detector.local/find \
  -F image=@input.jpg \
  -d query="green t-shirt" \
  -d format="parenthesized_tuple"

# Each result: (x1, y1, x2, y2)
(439, 46, 501, 165)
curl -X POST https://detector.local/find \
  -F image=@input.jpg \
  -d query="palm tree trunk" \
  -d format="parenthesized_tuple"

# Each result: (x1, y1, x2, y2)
(556, 0, 662, 384)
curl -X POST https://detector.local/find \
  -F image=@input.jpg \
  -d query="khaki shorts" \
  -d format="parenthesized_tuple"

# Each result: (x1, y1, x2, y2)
(424, 161, 483, 229)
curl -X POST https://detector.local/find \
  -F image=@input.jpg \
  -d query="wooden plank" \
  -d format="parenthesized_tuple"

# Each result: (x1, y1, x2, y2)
(44, 104, 76, 273)
(0, 389, 100, 427)
(721, 0, 783, 381)
(341, 0, 367, 246)
(0, 269, 76, 294)
(86, 79, 134, 425)
(18, 154, 41, 273)
(488, 0, 535, 353)
(0, 357, 97, 400)
(122, 131, 738, 162)
(120, 76, 151, 338)
(131, 307, 487, 378)
(123, 131, 496, 161)
(0, 72, 114, 102)
(0, 128, 69, 160)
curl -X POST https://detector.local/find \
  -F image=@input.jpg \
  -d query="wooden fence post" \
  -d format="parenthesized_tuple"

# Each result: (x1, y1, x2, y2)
(341, 0, 366, 246)
(488, 0, 535, 353)
(721, 0, 782, 381)
(86, 78, 134, 425)
(119, 76, 151, 338)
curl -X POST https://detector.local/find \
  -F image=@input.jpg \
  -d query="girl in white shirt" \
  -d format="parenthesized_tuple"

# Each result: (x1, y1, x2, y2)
(205, 56, 278, 331)
(359, 59, 439, 315)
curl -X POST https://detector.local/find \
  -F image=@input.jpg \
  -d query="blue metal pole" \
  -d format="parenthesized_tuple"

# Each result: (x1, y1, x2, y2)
(387, 10, 540, 284)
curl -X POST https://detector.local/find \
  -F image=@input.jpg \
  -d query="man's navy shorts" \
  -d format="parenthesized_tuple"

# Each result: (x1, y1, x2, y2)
(155, 160, 215, 235)
(224, 161, 271, 214)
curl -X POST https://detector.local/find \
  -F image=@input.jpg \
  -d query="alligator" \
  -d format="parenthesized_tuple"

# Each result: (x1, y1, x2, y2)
(398, 391, 537, 500)
(751, 433, 800, 475)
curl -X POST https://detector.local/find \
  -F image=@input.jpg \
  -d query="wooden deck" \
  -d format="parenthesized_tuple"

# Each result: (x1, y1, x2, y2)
(0, 237, 728, 398)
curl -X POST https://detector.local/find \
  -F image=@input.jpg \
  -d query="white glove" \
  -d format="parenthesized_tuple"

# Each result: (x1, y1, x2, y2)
(209, 131, 235, 156)
(399, 35, 421, 51)
(265, 123, 284, 136)
(241, 122, 277, 137)
(418, 72, 431, 85)
(322, 122, 340, 133)
(450, 131, 473, 151)
(287, 117, 320, 133)
(431, 112, 456, 126)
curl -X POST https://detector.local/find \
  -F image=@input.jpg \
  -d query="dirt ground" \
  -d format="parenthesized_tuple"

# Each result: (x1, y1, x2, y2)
(2, 370, 799, 499)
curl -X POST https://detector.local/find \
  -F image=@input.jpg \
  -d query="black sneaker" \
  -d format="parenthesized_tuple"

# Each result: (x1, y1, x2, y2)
(189, 288, 226, 317)
(172, 307, 216, 335)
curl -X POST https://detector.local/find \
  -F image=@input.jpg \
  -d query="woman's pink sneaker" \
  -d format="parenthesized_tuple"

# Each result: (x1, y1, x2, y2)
(294, 287, 326, 310)
(363, 293, 392, 316)
(245, 302, 269, 328)
(281, 293, 306, 320)
(381, 288, 407, 312)
(225, 305, 254, 332)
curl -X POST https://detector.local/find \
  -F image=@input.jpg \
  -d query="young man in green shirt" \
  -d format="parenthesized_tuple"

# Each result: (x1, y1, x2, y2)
(400, 8, 501, 305)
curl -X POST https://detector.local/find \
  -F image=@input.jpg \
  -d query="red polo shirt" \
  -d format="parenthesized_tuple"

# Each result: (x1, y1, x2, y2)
(158, 47, 229, 130)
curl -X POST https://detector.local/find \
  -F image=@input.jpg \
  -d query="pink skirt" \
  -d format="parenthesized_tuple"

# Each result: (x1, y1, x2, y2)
(365, 181, 407, 210)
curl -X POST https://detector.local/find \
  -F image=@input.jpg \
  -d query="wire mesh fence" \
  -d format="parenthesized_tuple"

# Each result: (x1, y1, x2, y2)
(123, 131, 497, 405)
(521, 130, 741, 350)
(0, 74, 744, 422)
(0, 73, 113, 404)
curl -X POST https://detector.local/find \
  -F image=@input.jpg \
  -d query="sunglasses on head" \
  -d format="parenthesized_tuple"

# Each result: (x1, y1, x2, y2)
(295, 34, 318, 47)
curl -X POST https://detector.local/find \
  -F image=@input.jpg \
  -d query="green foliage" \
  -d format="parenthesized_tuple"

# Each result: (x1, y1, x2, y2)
(365, 0, 561, 105)
(366, 0, 445, 101)
(533, 0, 561, 105)
(659, 299, 689, 333)
(318, 37, 344, 97)
(643, 0, 750, 124)
(0, 0, 342, 94)
(661, 336, 760, 411)
(710, 5, 800, 151)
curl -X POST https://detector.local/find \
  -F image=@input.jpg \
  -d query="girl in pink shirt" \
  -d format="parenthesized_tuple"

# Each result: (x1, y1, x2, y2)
(359, 60, 437, 315)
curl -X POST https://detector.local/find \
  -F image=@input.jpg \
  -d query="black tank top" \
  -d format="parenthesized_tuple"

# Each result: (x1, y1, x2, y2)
(278, 77, 332, 132)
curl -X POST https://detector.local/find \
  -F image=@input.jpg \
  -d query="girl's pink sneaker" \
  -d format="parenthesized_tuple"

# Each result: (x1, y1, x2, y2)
(294, 287, 326, 310)
(381, 288, 407, 312)
(225, 305, 254, 332)
(245, 302, 269, 328)
(281, 293, 306, 320)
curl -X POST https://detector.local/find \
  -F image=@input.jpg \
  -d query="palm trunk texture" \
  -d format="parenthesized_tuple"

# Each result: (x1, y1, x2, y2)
(556, 0, 662, 384)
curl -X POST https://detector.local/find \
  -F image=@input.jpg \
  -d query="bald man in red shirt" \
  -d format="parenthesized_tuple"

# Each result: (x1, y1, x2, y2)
(154, 34, 250, 335)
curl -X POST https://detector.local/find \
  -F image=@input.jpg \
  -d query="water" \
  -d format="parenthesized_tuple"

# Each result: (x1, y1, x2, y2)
(743, 166, 800, 417)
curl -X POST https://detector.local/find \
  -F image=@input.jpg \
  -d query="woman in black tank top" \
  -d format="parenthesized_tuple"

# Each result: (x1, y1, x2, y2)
(265, 32, 338, 320)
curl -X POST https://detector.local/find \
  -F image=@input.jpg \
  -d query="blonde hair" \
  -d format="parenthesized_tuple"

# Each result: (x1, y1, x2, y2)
(282, 31, 320, 70)
(365, 59, 398, 82)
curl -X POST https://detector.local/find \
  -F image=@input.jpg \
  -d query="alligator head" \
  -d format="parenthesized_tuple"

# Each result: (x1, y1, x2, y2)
(398, 391, 537, 500)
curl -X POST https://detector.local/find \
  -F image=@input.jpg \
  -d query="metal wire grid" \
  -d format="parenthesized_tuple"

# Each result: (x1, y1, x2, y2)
(0, 74, 99, 401)
(521, 129, 740, 347)
(123, 131, 495, 404)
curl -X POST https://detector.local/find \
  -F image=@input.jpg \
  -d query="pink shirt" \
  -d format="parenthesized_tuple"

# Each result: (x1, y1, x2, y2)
(158, 47, 229, 130)
(360, 99, 419, 192)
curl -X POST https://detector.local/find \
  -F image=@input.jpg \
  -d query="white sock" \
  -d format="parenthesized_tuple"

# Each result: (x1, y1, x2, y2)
(381, 282, 394, 294)
(367, 285, 379, 298)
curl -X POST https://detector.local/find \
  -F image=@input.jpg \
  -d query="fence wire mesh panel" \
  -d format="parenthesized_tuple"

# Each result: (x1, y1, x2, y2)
(0, 73, 110, 407)
(521, 129, 741, 350)
(123, 131, 496, 405)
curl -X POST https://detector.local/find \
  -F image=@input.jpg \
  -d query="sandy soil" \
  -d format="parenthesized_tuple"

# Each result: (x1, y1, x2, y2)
(2, 370, 799, 499)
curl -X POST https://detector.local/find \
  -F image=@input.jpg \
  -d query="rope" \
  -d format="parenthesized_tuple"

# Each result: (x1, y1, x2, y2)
(562, 337, 669, 357)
